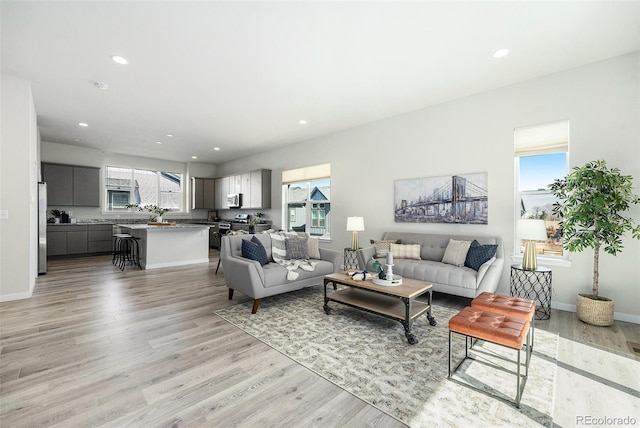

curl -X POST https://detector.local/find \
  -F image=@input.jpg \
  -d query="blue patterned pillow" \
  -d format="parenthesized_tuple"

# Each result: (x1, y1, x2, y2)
(464, 240, 498, 271)
(242, 238, 269, 265)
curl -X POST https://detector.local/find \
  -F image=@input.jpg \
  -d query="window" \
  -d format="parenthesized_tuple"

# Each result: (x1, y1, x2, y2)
(282, 164, 331, 239)
(514, 120, 569, 258)
(105, 166, 184, 212)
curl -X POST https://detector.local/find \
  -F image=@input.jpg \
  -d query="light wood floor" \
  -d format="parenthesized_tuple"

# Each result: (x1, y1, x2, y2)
(1, 252, 638, 427)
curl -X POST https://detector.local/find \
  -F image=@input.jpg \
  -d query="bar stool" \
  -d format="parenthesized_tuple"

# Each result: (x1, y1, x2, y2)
(113, 234, 141, 270)
(112, 233, 132, 265)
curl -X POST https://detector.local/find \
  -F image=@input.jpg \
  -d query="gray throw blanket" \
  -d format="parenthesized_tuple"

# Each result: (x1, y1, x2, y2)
(270, 232, 317, 280)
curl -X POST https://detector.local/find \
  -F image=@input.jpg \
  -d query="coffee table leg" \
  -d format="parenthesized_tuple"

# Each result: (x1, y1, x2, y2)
(426, 289, 437, 326)
(402, 297, 418, 345)
(323, 279, 332, 314)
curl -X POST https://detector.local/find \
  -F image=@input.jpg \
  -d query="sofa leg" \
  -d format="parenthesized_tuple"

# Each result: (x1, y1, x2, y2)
(228, 289, 234, 300)
(251, 299, 261, 314)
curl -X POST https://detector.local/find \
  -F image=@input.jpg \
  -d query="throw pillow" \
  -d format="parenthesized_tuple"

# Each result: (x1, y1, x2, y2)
(270, 231, 288, 262)
(464, 240, 498, 271)
(370, 239, 400, 258)
(285, 235, 309, 260)
(307, 236, 321, 259)
(241, 239, 269, 265)
(441, 239, 472, 267)
(390, 243, 421, 260)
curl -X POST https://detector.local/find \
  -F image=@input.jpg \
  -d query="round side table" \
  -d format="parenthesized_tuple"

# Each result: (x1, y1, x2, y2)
(510, 264, 552, 320)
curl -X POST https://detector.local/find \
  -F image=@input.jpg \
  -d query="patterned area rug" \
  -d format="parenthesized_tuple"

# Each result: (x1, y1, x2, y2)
(214, 285, 557, 427)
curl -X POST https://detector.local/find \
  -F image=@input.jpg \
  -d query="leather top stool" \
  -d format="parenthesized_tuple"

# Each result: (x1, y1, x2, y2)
(471, 292, 536, 349)
(448, 306, 531, 407)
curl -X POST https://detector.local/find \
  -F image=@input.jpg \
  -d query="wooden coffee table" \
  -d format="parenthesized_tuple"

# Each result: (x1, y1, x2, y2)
(323, 272, 437, 345)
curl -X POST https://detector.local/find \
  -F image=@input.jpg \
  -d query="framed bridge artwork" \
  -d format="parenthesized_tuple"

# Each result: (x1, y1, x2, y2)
(394, 172, 488, 224)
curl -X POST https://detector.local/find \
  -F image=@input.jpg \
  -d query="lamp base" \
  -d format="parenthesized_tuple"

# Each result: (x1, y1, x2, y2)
(351, 231, 359, 251)
(522, 240, 538, 270)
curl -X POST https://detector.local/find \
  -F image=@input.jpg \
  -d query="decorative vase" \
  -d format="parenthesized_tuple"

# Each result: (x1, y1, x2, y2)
(576, 293, 614, 326)
(156, 215, 163, 223)
(249, 224, 256, 234)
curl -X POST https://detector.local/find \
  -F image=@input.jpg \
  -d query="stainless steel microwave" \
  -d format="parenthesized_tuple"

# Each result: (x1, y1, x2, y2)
(227, 193, 242, 208)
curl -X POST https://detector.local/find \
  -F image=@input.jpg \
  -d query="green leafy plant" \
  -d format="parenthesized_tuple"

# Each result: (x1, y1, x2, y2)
(126, 203, 170, 221)
(549, 160, 640, 299)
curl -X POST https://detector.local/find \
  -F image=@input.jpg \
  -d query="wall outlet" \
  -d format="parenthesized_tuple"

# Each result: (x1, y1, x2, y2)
(0, 210, 8, 220)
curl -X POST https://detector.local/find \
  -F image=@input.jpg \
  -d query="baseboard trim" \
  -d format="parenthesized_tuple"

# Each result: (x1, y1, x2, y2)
(552, 301, 640, 324)
(0, 291, 33, 302)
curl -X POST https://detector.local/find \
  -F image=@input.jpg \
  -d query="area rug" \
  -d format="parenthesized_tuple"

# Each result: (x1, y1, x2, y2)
(214, 285, 557, 427)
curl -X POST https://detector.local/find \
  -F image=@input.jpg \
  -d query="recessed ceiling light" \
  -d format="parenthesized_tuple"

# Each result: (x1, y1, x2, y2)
(299, 120, 308, 125)
(493, 49, 510, 59)
(73, 138, 80, 142)
(191, 156, 198, 159)
(213, 147, 220, 151)
(78, 122, 89, 127)
(111, 55, 129, 65)
(166, 134, 173, 137)
(155, 141, 163, 145)
(94, 81, 109, 90)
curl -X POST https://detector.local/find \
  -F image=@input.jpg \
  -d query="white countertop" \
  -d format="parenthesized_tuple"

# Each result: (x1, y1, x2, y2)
(118, 224, 210, 231)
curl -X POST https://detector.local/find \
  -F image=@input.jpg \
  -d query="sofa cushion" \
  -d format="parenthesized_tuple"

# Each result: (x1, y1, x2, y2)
(465, 240, 498, 271)
(391, 259, 478, 290)
(371, 239, 400, 258)
(441, 239, 472, 267)
(390, 243, 421, 260)
(242, 238, 269, 265)
(285, 235, 309, 259)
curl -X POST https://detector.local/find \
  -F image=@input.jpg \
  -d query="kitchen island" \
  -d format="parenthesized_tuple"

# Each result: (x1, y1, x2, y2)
(118, 224, 210, 270)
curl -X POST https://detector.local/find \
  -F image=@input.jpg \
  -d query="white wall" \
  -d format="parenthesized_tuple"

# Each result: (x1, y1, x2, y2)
(40, 142, 217, 220)
(217, 53, 640, 320)
(1, 74, 39, 301)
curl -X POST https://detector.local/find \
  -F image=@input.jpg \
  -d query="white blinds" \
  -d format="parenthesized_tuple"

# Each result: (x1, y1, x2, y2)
(282, 163, 331, 184)
(514, 120, 569, 156)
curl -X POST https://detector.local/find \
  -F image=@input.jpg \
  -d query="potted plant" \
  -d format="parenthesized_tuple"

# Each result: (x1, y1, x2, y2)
(126, 204, 170, 223)
(550, 160, 640, 326)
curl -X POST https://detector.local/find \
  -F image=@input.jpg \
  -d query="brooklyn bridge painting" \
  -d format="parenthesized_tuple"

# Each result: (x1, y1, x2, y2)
(394, 172, 488, 224)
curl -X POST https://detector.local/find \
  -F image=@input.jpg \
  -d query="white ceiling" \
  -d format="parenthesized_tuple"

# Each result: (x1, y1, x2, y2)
(2, 1, 639, 164)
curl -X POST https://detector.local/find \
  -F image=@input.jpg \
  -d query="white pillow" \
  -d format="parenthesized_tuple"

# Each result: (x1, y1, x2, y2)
(390, 243, 421, 260)
(441, 239, 472, 267)
(307, 236, 321, 259)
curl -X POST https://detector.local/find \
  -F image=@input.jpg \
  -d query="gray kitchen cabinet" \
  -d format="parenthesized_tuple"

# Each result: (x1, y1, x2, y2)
(67, 230, 88, 254)
(46, 230, 67, 256)
(42, 163, 73, 206)
(191, 178, 215, 209)
(73, 166, 100, 206)
(42, 163, 100, 207)
(214, 169, 271, 209)
(87, 224, 114, 253)
(47, 224, 113, 256)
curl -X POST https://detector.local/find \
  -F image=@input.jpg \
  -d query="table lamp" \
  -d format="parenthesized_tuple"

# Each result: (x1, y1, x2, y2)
(517, 219, 548, 270)
(346, 216, 365, 250)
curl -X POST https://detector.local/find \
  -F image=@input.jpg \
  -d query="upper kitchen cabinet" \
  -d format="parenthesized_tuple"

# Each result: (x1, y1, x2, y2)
(191, 177, 215, 209)
(42, 163, 100, 206)
(250, 169, 271, 209)
(215, 177, 229, 209)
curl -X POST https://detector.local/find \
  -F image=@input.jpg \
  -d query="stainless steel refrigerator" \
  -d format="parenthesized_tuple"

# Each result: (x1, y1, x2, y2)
(38, 182, 47, 274)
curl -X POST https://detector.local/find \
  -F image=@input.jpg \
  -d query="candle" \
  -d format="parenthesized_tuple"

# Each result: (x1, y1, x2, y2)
(387, 252, 393, 265)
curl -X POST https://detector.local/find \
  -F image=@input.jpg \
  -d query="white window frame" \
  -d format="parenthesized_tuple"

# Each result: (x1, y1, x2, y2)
(282, 164, 331, 241)
(104, 166, 185, 214)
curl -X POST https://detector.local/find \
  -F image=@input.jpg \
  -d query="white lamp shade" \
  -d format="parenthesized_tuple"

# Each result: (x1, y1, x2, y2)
(516, 219, 547, 241)
(346, 216, 365, 232)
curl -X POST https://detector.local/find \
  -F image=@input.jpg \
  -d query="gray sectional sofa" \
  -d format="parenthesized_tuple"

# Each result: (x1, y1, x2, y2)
(356, 232, 504, 298)
(221, 233, 341, 313)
